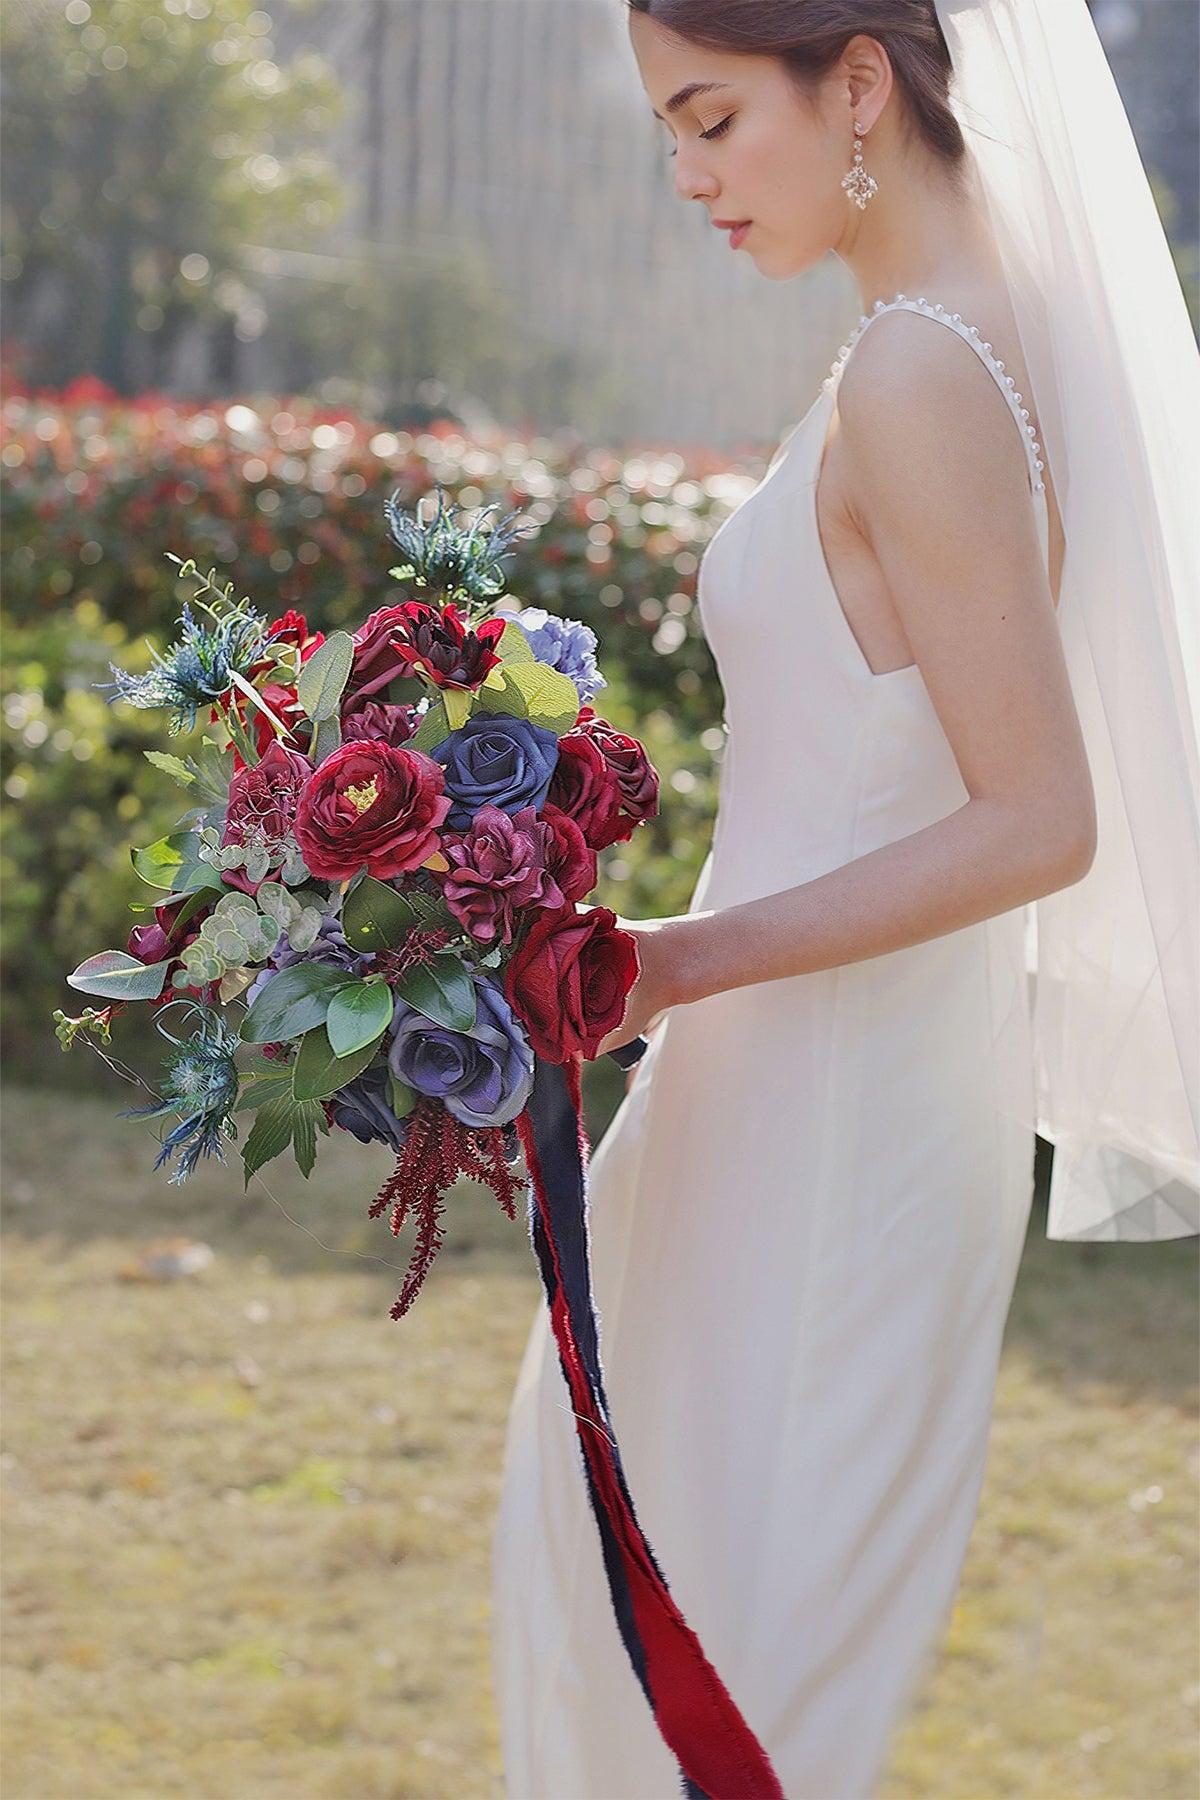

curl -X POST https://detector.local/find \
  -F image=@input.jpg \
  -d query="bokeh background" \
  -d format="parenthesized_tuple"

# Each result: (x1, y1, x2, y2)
(1, 3, 1197, 1797)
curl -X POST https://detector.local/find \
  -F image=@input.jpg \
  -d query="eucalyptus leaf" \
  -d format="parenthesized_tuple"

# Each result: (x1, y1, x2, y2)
(406, 700, 451, 754)
(311, 713, 342, 765)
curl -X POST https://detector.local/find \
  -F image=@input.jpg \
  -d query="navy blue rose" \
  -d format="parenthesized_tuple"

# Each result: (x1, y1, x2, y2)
(387, 975, 534, 1129)
(429, 713, 559, 831)
(328, 1062, 410, 1152)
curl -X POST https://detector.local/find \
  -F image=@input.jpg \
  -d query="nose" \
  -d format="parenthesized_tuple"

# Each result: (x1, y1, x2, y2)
(673, 148, 717, 207)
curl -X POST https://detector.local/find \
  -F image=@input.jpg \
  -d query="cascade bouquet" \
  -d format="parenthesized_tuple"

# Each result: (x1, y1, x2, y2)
(54, 487, 655, 1318)
(53, 486, 784, 1800)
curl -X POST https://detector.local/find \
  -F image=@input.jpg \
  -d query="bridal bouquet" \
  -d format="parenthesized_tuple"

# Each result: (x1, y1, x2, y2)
(53, 487, 655, 1318)
(53, 485, 783, 1799)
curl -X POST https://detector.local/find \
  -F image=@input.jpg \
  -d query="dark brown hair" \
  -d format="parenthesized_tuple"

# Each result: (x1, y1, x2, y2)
(626, 0, 966, 175)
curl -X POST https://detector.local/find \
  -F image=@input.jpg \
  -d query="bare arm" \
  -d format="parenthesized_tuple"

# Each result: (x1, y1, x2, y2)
(659, 315, 1097, 1008)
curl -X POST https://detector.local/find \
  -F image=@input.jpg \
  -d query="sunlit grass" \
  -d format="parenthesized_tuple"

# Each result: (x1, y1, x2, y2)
(2, 1084, 1196, 1799)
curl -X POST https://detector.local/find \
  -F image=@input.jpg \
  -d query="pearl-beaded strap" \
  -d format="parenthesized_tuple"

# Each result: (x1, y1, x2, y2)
(822, 292, 1047, 496)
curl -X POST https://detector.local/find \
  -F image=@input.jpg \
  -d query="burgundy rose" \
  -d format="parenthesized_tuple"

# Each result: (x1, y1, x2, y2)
(345, 604, 413, 704)
(249, 608, 325, 680)
(126, 894, 217, 1009)
(539, 803, 598, 904)
(386, 599, 506, 690)
(503, 903, 640, 1063)
(571, 706, 660, 837)
(341, 698, 421, 748)
(544, 735, 625, 852)
(293, 740, 451, 882)
(440, 803, 565, 945)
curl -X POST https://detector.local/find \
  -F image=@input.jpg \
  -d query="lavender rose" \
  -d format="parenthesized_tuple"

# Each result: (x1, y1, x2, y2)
(429, 713, 559, 832)
(387, 975, 534, 1129)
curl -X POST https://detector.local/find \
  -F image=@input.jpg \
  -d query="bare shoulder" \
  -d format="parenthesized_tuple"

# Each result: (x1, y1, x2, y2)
(833, 307, 1032, 501)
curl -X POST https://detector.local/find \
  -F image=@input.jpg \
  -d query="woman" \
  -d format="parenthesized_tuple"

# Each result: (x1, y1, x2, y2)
(491, 2, 1199, 1794)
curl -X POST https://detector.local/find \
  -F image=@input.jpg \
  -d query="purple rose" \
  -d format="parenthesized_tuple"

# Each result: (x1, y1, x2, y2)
(328, 1062, 409, 1152)
(387, 975, 534, 1129)
(341, 699, 421, 747)
(429, 713, 559, 831)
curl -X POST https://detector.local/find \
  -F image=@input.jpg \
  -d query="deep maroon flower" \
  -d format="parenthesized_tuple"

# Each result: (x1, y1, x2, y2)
(439, 804, 565, 945)
(543, 735, 625, 852)
(126, 894, 217, 1009)
(503, 904, 640, 1063)
(341, 698, 421, 747)
(293, 740, 451, 882)
(571, 706, 660, 837)
(387, 599, 506, 691)
(539, 803, 599, 904)
(248, 608, 325, 681)
(345, 604, 415, 705)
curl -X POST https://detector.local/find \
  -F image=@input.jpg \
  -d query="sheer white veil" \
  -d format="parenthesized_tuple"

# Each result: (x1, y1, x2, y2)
(931, 0, 1199, 1241)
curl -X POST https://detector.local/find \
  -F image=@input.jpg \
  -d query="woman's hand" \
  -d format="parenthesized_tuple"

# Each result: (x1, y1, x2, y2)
(589, 913, 682, 1061)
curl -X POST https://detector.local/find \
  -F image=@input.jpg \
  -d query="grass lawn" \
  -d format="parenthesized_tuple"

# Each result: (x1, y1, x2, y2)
(2, 1081, 1196, 1799)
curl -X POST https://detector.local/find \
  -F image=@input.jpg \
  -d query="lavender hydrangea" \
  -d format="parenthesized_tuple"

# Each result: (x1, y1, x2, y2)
(506, 606, 606, 705)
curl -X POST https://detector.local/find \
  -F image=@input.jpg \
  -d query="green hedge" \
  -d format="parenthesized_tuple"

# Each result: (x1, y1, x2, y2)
(1, 382, 759, 1083)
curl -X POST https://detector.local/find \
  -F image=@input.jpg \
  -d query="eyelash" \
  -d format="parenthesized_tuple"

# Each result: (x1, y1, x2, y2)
(666, 115, 734, 158)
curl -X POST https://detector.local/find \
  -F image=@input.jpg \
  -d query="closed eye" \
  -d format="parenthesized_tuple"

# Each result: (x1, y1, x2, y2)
(665, 114, 734, 159)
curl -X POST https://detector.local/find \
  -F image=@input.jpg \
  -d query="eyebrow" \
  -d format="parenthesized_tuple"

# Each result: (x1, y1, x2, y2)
(650, 81, 731, 122)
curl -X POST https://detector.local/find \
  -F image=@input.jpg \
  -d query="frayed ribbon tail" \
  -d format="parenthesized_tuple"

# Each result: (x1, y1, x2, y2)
(514, 1051, 784, 1800)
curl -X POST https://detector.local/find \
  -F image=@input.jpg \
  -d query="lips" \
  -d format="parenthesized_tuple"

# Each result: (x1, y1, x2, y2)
(713, 218, 751, 231)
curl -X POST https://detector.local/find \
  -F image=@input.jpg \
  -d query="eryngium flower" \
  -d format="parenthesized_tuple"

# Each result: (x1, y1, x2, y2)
(100, 601, 272, 735)
(120, 1000, 242, 1183)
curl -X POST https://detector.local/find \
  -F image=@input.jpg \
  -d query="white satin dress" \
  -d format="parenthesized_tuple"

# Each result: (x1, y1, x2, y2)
(490, 296, 1049, 1799)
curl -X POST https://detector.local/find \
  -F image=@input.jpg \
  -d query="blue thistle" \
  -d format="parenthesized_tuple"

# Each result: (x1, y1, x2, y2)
(99, 599, 272, 736)
(121, 1000, 242, 1184)
(384, 485, 535, 607)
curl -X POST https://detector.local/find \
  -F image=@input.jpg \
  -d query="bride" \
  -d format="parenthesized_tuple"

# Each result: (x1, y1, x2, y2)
(492, 2, 1199, 1795)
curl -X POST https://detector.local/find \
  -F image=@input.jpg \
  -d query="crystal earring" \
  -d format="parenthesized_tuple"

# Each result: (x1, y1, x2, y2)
(841, 120, 878, 210)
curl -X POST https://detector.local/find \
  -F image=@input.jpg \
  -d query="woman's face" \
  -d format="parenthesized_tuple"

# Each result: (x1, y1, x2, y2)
(628, 12, 856, 281)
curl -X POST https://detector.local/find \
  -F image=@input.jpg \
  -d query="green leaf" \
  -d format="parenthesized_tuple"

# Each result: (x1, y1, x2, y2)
(311, 713, 341, 765)
(131, 830, 204, 890)
(296, 630, 354, 722)
(144, 750, 196, 785)
(341, 875, 425, 952)
(242, 1093, 297, 1187)
(406, 699, 451, 754)
(494, 617, 536, 666)
(239, 962, 357, 1044)
(233, 1070, 295, 1112)
(290, 1024, 383, 1102)
(441, 685, 473, 730)
(388, 1073, 418, 1120)
(504, 661, 581, 732)
(325, 979, 395, 1057)
(292, 1100, 320, 1178)
(397, 952, 476, 1033)
(66, 950, 170, 1001)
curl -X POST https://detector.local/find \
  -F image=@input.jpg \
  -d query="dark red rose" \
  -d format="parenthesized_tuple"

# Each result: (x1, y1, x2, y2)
(247, 609, 325, 682)
(570, 707, 660, 837)
(126, 894, 217, 1008)
(504, 904, 640, 1063)
(345, 604, 413, 704)
(223, 682, 311, 775)
(544, 736, 625, 852)
(386, 599, 506, 690)
(341, 698, 421, 747)
(293, 740, 451, 882)
(539, 803, 598, 904)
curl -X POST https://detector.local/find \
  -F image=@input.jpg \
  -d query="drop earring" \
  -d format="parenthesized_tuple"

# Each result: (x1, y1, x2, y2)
(841, 120, 878, 210)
